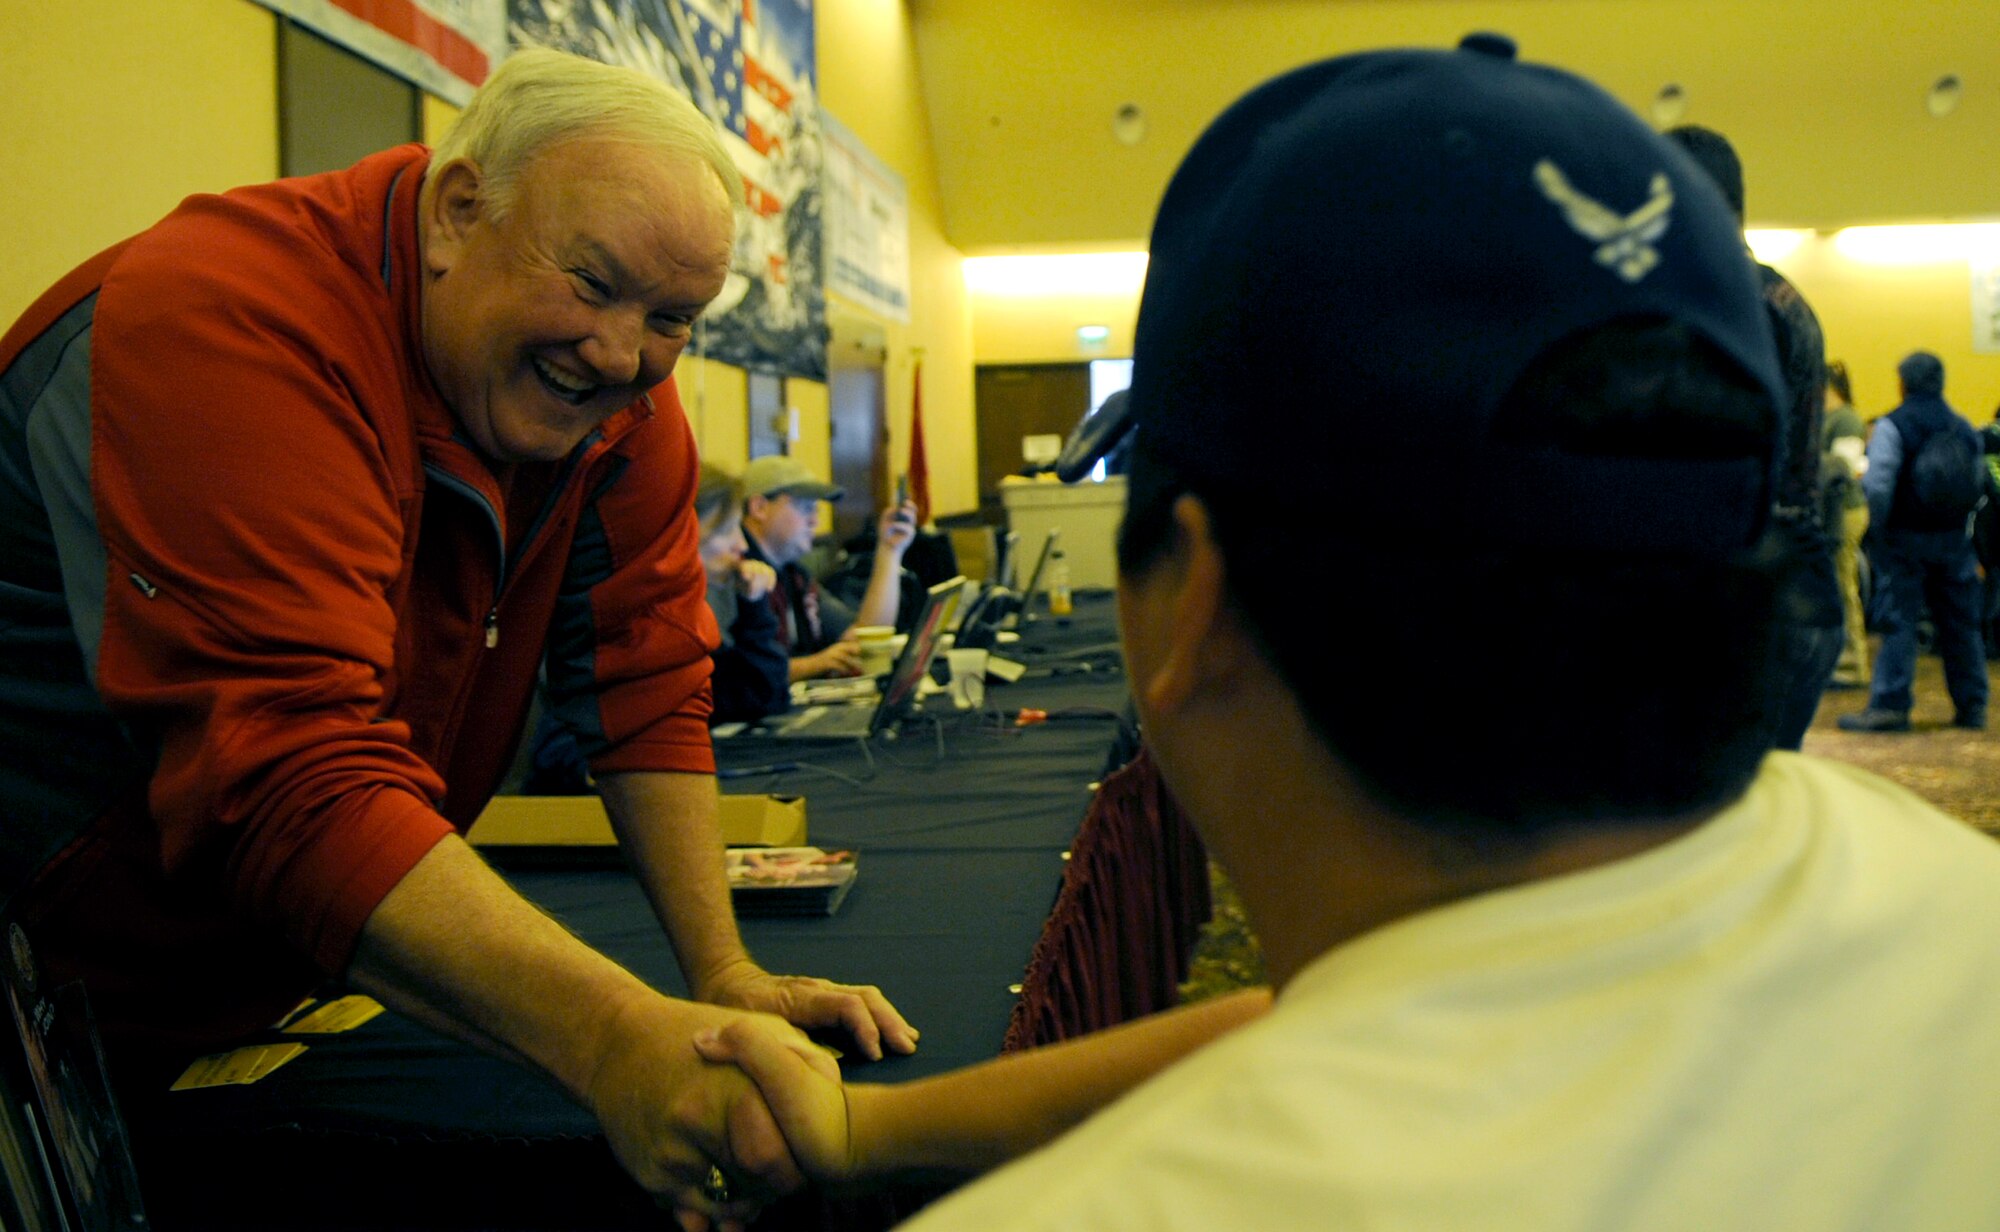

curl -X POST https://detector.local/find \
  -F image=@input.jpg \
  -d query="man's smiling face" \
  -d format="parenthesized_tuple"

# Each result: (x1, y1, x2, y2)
(419, 136, 735, 465)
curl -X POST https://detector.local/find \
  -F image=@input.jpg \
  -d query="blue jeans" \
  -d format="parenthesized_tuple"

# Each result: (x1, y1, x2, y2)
(1867, 532, 1989, 716)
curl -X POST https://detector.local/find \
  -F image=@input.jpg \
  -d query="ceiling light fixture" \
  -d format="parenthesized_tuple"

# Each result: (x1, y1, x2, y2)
(963, 252, 1151, 296)
(1832, 223, 2000, 265)
(1745, 229, 1810, 264)
(1112, 103, 1147, 145)
(1927, 74, 1963, 118)
(1651, 83, 1687, 126)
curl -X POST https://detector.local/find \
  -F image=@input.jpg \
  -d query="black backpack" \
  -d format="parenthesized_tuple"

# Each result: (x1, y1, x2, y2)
(1908, 422, 1984, 519)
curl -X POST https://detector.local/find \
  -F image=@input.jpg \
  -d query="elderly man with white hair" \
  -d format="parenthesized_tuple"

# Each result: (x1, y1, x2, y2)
(0, 47, 907, 1221)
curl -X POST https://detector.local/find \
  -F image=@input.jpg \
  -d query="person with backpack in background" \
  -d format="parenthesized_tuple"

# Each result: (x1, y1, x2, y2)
(1838, 351, 1988, 732)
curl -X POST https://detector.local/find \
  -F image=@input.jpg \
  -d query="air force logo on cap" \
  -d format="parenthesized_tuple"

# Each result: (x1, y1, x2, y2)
(1533, 160, 1675, 283)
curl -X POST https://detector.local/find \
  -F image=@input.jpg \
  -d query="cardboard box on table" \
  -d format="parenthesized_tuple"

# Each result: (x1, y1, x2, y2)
(468, 794, 808, 864)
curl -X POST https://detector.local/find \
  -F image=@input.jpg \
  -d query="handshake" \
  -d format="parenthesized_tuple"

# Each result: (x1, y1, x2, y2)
(664, 1014, 868, 1231)
(640, 984, 1270, 1231)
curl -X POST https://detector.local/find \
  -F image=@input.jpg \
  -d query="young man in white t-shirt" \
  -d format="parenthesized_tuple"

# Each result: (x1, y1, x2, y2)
(685, 33, 2000, 1232)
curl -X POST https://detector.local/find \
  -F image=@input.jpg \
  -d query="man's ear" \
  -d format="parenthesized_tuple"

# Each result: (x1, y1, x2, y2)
(421, 158, 486, 276)
(1136, 495, 1243, 717)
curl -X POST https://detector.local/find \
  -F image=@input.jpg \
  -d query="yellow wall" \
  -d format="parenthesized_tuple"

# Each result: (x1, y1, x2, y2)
(676, 355, 750, 472)
(0, 0, 945, 507)
(785, 376, 832, 483)
(1773, 239, 2000, 423)
(966, 240, 2000, 419)
(1, 0, 278, 321)
(971, 281, 1142, 366)
(818, 0, 978, 517)
(419, 94, 461, 146)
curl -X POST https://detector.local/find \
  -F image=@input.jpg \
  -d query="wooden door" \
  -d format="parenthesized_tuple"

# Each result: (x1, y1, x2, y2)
(827, 318, 889, 544)
(974, 364, 1092, 521)
(827, 362, 887, 543)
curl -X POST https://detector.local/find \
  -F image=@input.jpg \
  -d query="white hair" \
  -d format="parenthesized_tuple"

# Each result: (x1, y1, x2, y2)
(432, 47, 741, 218)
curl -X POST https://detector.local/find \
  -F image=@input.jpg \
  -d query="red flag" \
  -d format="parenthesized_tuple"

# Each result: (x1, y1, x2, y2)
(908, 359, 933, 525)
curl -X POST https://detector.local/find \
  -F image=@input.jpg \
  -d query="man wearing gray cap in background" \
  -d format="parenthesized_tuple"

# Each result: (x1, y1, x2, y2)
(1840, 350, 1989, 731)
(736, 454, 918, 681)
(698, 33, 2000, 1231)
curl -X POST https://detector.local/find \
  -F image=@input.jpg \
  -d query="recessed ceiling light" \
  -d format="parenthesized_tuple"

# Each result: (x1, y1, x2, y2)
(1112, 103, 1147, 145)
(1928, 74, 1963, 118)
(1651, 83, 1687, 126)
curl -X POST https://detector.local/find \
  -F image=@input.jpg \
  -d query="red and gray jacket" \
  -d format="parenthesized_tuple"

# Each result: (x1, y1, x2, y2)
(0, 145, 717, 1061)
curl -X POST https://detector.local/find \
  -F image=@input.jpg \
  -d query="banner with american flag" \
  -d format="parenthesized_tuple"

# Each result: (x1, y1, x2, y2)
(511, 0, 828, 380)
(252, 0, 506, 103)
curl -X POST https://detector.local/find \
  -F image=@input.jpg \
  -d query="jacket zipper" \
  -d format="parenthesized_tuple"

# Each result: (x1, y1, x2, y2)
(422, 464, 507, 649)
(420, 426, 612, 651)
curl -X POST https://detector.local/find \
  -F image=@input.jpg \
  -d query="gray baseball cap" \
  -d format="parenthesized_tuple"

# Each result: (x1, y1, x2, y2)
(742, 454, 845, 502)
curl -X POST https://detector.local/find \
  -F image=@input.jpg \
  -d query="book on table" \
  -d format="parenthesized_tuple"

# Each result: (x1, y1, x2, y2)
(725, 848, 858, 917)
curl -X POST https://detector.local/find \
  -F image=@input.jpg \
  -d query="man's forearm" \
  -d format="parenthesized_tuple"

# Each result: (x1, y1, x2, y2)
(597, 770, 753, 998)
(852, 553, 905, 629)
(345, 834, 666, 1100)
(846, 987, 1272, 1177)
(347, 833, 811, 1210)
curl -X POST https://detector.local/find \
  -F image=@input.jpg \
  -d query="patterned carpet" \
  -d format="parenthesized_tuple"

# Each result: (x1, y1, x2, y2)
(1805, 647, 2000, 835)
(1182, 643, 2000, 1000)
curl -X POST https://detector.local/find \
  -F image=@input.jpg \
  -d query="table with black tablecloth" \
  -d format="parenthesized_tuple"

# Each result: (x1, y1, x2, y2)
(121, 593, 1207, 1230)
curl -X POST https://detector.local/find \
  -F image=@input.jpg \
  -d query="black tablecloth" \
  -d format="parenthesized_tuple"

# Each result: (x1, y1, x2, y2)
(124, 595, 1145, 1230)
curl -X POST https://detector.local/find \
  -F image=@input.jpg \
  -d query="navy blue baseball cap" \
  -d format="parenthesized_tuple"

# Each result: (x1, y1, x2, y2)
(1113, 33, 1785, 555)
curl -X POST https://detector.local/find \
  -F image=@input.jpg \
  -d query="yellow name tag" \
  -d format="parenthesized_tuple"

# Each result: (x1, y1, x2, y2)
(280, 995, 385, 1035)
(170, 1043, 309, 1091)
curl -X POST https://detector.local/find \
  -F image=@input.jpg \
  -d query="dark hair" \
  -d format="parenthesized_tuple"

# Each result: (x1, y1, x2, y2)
(1119, 319, 1788, 842)
(1826, 359, 1851, 405)
(1897, 350, 1945, 397)
(1663, 125, 1745, 220)
(695, 463, 744, 535)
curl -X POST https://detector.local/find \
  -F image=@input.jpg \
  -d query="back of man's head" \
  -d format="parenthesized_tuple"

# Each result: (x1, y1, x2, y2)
(1112, 35, 1790, 839)
(1898, 350, 1946, 398)
(1662, 125, 1747, 222)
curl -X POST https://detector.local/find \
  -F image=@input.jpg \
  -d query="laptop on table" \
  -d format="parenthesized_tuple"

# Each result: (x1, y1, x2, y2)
(762, 576, 967, 741)
(1000, 528, 1060, 631)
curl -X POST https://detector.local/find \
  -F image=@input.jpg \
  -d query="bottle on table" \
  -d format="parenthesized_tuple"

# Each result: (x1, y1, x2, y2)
(1047, 548, 1073, 617)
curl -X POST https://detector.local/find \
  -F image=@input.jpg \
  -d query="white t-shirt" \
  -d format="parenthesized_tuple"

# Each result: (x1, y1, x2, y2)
(904, 753, 2000, 1231)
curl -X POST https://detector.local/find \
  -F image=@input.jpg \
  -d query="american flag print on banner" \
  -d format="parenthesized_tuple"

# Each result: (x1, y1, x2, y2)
(510, 0, 828, 379)
(252, 0, 508, 103)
